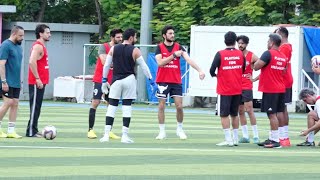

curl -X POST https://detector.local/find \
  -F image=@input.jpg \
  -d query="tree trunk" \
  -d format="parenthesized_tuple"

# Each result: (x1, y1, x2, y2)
(37, 0, 47, 22)
(95, 0, 105, 40)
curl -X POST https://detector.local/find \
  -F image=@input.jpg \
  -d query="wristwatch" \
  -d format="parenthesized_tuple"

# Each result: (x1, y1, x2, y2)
(173, 52, 177, 58)
(1, 79, 7, 84)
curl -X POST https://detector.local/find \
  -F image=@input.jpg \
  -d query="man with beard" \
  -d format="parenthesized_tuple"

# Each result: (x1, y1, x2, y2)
(99, 28, 156, 143)
(154, 25, 205, 140)
(254, 33, 287, 148)
(87, 29, 123, 139)
(26, 24, 51, 137)
(275, 27, 293, 147)
(236, 35, 260, 144)
(0, 25, 24, 138)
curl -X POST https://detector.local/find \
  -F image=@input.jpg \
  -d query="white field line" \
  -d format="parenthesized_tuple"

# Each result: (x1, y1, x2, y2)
(0, 145, 318, 154)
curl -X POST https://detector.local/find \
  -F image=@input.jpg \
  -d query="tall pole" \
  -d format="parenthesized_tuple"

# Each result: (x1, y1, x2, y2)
(137, 0, 153, 102)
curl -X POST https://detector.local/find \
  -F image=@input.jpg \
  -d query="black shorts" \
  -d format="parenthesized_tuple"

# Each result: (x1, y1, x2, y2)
(92, 82, 109, 101)
(217, 94, 241, 117)
(1, 87, 20, 99)
(284, 88, 292, 104)
(241, 89, 253, 104)
(156, 83, 182, 99)
(261, 93, 285, 114)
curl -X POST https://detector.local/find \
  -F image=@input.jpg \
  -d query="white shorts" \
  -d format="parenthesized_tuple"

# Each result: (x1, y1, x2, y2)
(109, 74, 137, 100)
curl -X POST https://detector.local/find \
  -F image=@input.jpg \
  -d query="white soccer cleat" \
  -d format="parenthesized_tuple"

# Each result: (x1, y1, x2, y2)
(99, 134, 110, 143)
(216, 140, 234, 147)
(176, 130, 187, 140)
(121, 134, 134, 143)
(233, 139, 239, 146)
(155, 131, 166, 140)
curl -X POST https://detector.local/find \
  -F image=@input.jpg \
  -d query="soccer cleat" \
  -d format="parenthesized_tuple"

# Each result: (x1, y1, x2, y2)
(239, 137, 250, 143)
(281, 138, 291, 147)
(176, 129, 187, 140)
(216, 141, 234, 147)
(121, 134, 134, 143)
(87, 130, 97, 139)
(233, 139, 239, 146)
(109, 131, 120, 140)
(264, 140, 281, 148)
(155, 131, 166, 140)
(99, 134, 110, 142)
(296, 141, 315, 146)
(6, 132, 22, 139)
(253, 137, 260, 144)
(257, 139, 271, 146)
(0, 131, 7, 138)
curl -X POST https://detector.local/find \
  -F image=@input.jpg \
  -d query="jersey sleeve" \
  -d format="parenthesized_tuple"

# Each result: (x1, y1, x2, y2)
(0, 44, 9, 60)
(98, 44, 107, 55)
(179, 45, 186, 52)
(260, 51, 271, 65)
(210, 52, 221, 77)
(155, 45, 161, 55)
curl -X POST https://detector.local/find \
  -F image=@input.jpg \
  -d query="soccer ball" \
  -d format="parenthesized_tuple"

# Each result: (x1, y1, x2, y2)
(42, 125, 57, 140)
(311, 55, 320, 67)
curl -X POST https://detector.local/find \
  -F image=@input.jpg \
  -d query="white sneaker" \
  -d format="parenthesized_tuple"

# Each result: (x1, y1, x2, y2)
(121, 134, 134, 143)
(233, 139, 239, 146)
(155, 131, 166, 140)
(176, 129, 187, 140)
(99, 134, 110, 142)
(216, 140, 234, 147)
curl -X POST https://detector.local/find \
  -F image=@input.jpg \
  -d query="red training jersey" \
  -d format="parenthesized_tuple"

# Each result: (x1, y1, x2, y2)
(242, 51, 253, 90)
(217, 49, 244, 95)
(28, 41, 49, 85)
(258, 49, 287, 93)
(156, 43, 181, 84)
(279, 43, 293, 88)
(93, 43, 113, 84)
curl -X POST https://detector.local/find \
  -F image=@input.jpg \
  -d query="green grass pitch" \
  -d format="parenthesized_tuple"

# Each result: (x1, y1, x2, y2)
(0, 101, 319, 180)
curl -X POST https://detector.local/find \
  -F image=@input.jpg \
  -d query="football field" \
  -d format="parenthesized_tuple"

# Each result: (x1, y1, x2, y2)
(0, 101, 319, 180)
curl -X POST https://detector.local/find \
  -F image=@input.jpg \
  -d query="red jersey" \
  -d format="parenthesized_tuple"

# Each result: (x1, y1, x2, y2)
(156, 43, 181, 84)
(279, 43, 293, 88)
(28, 41, 49, 85)
(258, 49, 287, 93)
(217, 49, 244, 95)
(92, 43, 113, 84)
(242, 51, 253, 90)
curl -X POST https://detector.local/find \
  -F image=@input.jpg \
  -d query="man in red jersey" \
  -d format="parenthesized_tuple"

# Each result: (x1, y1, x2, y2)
(275, 27, 293, 147)
(210, 31, 245, 147)
(87, 29, 123, 139)
(26, 24, 51, 137)
(155, 25, 205, 140)
(236, 35, 260, 144)
(297, 88, 320, 146)
(254, 33, 287, 148)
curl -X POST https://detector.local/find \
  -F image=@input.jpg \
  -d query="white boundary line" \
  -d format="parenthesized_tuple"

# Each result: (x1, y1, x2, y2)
(0, 145, 319, 154)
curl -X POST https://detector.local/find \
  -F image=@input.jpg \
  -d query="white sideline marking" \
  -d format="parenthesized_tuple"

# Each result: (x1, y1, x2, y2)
(0, 145, 319, 154)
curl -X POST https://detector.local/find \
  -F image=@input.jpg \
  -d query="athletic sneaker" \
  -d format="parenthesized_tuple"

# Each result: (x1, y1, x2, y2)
(155, 131, 166, 140)
(26, 133, 42, 138)
(296, 141, 315, 146)
(216, 141, 234, 147)
(0, 131, 7, 138)
(239, 137, 250, 143)
(7, 132, 22, 139)
(87, 130, 97, 139)
(99, 134, 110, 142)
(280, 138, 291, 147)
(109, 131, 120, 139)
(176, 129, 187, 140)
(233, 139, 239, 146)
(257, 139, 271, 146)
(121, 134, 134, 143)
(264, 140, 281, 148)
(253, 137, 260, 144)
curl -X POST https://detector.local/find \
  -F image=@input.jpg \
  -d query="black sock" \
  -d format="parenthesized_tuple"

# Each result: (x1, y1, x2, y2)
(123, 117, 131, 128)
(106, 116, 114, 126)
(89, 108, 96, 130)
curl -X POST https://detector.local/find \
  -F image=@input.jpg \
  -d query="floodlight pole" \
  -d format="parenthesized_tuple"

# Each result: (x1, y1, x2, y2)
(137, 0, 153, 102)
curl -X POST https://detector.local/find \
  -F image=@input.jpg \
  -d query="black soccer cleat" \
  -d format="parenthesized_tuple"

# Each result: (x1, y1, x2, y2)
(296, 141, 315, 147)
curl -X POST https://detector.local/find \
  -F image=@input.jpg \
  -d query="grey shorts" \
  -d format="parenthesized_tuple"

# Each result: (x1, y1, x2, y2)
(109, 74, 137, 100)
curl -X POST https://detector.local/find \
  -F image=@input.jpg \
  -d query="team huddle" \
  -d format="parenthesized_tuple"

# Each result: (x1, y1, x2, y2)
(0, 25, 319, 147)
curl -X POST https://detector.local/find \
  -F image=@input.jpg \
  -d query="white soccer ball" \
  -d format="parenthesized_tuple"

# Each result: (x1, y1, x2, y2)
(42, 125, 57, 140)
(311, 55, 320, 67)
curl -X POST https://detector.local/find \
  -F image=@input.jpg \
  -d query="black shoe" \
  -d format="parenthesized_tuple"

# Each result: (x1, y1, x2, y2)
(257, 139, 271, 146)
(264, 140, 281, 148)
(297, 141, 315, 146)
